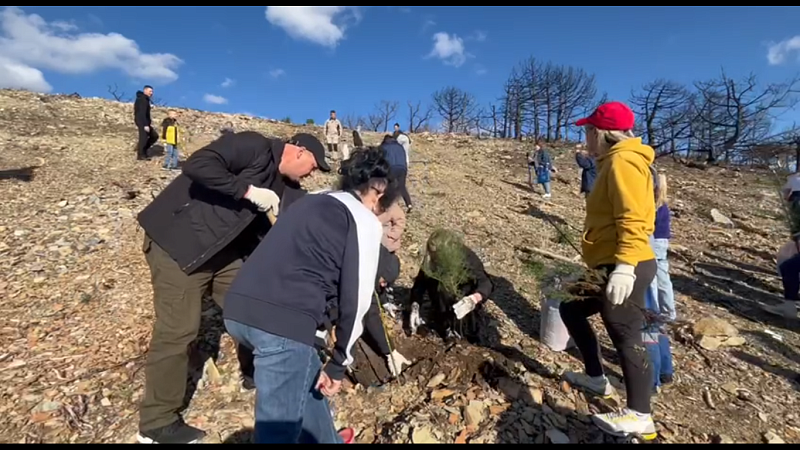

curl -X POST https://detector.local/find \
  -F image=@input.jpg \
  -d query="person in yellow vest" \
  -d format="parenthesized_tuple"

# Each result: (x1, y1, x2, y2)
(160, 111, 182, 171)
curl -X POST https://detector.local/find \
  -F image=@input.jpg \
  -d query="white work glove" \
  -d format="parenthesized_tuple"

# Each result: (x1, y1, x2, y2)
(383, 302, 401, 320)
(144, 126, 150, 132)
(244, 185, 280, 215)
(409, 302, 425, 335)
(453, 294, 480, 320)
(605, 264, 637, 306)
(386, 350, 411, 377)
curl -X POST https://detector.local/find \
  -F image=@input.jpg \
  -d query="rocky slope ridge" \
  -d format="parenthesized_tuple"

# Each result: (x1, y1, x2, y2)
(0, 89, 798, 443)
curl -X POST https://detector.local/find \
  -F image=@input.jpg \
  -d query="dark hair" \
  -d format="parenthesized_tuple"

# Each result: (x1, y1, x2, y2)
(393, 123, 400, 128)
(382, 134, 394, 144)
(144, 85, 153, 90)
(330, 110, 336, 114)
(338, 146, 399, 211)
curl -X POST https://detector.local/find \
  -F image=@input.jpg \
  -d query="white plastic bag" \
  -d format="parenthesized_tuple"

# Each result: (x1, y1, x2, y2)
(540, 296, 574, 351)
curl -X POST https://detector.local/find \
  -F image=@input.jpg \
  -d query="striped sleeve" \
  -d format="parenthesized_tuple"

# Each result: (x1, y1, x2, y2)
(325, 192, 383, 380)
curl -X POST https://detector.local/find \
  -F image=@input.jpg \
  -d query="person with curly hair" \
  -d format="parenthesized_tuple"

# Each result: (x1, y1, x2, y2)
(223, 147, 398, 444)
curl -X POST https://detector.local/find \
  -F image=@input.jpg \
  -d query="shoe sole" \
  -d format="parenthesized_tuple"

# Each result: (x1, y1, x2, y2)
(136, 434, 202, 444)
(591, 417, 658, 442)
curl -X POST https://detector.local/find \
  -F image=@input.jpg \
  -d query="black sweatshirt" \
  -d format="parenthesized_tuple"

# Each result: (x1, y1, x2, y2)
(133, 91, 151, 128)
(224, 191, 383, 380)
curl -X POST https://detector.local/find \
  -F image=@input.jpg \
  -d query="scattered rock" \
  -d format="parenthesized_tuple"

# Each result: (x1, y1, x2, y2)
(427, 373, 446, 388)
(710, 209, 735, 228)
(713, 435, 735, 444)
(693, 317, 745, 350)
(546, 428, 571, 444)
(412, 426, 440, 444)
(464, 401, 487, 428)
(763, 431, 785, 444)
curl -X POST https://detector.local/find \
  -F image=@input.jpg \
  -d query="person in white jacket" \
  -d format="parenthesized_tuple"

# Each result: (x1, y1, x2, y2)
(393, 123, 411, 167)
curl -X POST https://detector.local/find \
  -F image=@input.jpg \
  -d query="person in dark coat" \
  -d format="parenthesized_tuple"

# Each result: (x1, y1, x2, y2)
(408, 229, 493, 342)
(136, 132, 330, 444)
(134, 85, 158, 160)
(575, 144, 597, 196)
(381, 135, 413, 212)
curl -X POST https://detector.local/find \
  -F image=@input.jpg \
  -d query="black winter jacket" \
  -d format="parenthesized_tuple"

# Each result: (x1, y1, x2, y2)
(137, 131, 298, 274)
(133, 91, 151, 128)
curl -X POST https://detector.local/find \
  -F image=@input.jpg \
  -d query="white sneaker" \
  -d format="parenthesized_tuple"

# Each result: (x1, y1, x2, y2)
(564, 372, 617, 399)
(543, 193, 552, 199)
(763, 300, 798, 319)
(592, 409, 657, 440)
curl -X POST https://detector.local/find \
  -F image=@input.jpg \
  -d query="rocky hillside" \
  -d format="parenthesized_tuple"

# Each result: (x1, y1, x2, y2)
(0, 89, 798, 444)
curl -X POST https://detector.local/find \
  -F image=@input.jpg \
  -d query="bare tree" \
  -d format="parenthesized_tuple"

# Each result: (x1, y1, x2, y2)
(407, 101, 433, 132)
(629, 79, 692, 153)
(431, 86, 477, 133)
(150, 96, 168, 107)
(107, 83, 129, 102)
(501, 57, 599, 141)
(343, 113, 365, 129)
(366, 113, 384, 132)
(693, 71, 799, 162)
(369, 100, 399, 133)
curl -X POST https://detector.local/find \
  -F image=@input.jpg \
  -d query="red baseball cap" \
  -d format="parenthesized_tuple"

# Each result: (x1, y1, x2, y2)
(575, 101, 635, 131)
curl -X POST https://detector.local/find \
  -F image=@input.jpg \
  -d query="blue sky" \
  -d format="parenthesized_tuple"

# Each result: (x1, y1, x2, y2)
(2, 6, 800, 127)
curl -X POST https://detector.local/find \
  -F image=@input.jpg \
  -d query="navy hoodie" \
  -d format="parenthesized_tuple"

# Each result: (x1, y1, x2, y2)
(224, 191, 383, 380)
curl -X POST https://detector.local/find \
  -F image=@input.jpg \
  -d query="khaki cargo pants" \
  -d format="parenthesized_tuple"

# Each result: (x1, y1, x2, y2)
(139, 235, 251, 431)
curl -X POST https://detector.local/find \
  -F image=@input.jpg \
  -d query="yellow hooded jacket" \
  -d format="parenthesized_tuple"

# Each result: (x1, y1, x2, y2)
(582, 137, 656, 268)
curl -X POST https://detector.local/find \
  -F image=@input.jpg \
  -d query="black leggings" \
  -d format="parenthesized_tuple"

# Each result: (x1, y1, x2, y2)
(393, 167, 413, 208)
(559, 260, 657, 414)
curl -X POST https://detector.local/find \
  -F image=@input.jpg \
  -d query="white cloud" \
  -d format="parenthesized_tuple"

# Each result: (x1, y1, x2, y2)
(474, 64, 487, 76)
(767, 36, 800, 65)
(265, 6, 361, 48)
(221, 77, 235, 88)
(203, 94, 228, 105)
(469, 30, 487, 42)
(428, 32, 469, 67)
(421, 19, 436, 33)
(0, 55, 51, 92)
(269, 68, 286, 78)
(0, 7, 182, 93)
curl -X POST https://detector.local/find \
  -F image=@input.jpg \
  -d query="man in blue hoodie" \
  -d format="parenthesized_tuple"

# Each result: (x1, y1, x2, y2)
(381, 135, 413, 213)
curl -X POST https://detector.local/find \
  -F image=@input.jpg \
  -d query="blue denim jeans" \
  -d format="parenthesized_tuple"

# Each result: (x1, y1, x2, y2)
(649, 237, 676, 321)
(643, 286, 674, 388)
(163, 144, 179, 169)
(224, 320, 342, 444)
(779, 252, 800, 300)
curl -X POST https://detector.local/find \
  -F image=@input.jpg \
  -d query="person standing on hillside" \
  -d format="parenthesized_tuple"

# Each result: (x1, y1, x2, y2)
(529, 143, 556, 199)
(392, 123, 412, 168)
(324, 110, 343, 154)
(575, 143, 597, 198)
(223, 148, 396, 443)
(159, 110, 182, 171)
(134, 85, 158, 160)
(559, 101, 658, 440)
(381, 135, 413, 213)
(220, 121, 235, 136)
(136, 132, 330, 444)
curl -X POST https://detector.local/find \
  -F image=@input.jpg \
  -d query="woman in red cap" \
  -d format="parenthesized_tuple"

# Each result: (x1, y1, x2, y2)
(559, 101, 658, 440)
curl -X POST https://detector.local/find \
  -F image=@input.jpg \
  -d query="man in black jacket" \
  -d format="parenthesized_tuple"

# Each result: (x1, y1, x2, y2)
(136, 131, 330, 444)
(134, 85, 158, 160)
